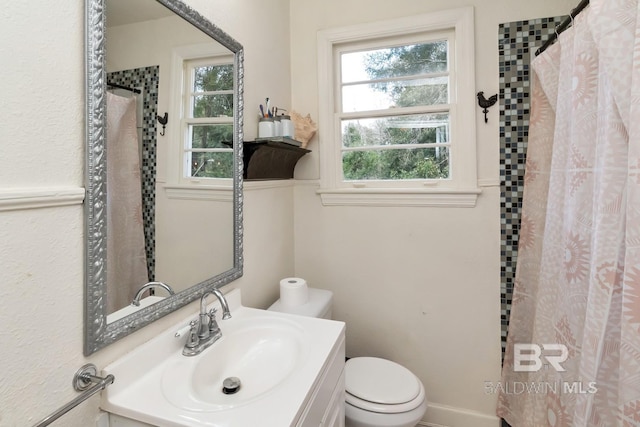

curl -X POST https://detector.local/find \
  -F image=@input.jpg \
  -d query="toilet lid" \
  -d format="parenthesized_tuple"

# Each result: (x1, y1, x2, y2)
(345, 357, 423, 413)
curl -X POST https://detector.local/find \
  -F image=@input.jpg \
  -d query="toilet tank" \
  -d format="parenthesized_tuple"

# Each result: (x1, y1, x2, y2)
(268, 288, 333, 319)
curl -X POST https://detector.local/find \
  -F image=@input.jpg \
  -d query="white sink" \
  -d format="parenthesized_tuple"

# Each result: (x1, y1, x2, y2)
(162, 316, 306, 411)
(101, 289, 345, 427)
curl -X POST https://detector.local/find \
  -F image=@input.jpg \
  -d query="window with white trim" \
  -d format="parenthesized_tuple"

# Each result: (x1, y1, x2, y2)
(317, 8, 479, 206)
(339, 35, 452, 181)
(181, 57, 234, 180)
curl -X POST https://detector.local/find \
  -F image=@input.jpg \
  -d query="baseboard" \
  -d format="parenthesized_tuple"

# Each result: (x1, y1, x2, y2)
(418, 402, 500, 427)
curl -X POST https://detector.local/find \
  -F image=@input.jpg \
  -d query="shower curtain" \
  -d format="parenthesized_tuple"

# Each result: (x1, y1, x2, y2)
(106, 92, 149, 314)
(497, 0, 640, 425)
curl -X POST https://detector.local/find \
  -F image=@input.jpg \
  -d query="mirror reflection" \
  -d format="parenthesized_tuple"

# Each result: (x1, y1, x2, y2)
(84, 0, 243, 354)
(105, 0, 236, 318)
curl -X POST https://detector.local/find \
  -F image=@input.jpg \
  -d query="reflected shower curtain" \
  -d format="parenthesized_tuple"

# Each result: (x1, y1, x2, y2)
(106, 92, 149, 314)
(497, 0, 640, 425)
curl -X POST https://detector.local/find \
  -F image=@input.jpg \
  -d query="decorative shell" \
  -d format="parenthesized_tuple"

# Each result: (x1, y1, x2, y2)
(290, 110, 317, 148)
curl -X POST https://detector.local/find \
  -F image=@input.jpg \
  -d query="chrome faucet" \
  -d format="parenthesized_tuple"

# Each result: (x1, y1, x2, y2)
(182, 289, 232, 357)
(131, 282, 175, 306)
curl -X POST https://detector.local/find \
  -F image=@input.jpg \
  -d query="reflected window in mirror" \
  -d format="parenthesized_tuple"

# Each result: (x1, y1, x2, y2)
(183, 57, 235, 180)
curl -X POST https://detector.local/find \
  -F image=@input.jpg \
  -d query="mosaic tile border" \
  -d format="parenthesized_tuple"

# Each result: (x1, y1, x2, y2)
(498, 17, 565, 358)
(107, 65, 159, 281)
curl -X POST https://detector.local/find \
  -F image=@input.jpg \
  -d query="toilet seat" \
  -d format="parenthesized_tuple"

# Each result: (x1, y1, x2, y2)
(345, 357, 426, 414)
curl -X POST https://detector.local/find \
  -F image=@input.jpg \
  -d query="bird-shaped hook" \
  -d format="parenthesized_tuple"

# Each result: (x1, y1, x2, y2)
(157, 112, 168, 136)
(476, 92, 498, 124)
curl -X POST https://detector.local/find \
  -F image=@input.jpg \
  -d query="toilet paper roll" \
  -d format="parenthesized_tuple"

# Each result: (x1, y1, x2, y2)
(280, 277, 309, 307)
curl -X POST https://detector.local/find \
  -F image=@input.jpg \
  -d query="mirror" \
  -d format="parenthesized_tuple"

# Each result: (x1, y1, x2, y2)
(85, 0, 244, 355)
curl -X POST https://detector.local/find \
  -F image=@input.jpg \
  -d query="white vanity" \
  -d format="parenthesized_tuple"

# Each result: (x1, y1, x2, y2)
(101, 289, 346, 427)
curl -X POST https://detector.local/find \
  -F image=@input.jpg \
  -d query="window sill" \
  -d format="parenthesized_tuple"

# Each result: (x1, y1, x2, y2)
(316, 187, 481, 207)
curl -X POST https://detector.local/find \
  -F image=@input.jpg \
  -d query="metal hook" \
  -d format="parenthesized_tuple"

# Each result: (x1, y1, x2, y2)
(157, 112, 168, 136)
(476, 91, 498, 124)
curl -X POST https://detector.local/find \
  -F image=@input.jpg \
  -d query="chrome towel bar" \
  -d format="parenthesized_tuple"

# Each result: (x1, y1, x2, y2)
(33, 364, 115, 427)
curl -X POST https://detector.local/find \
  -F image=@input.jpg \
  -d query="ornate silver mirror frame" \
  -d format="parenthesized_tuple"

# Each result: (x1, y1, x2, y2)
(84, 0, 244, 355)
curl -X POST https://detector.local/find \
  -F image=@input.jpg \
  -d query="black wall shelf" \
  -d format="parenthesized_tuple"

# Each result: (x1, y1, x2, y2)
(243, 140, 310, 180)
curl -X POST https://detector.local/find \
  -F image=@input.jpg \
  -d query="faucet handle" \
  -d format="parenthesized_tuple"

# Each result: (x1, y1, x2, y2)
(208, 308, 221, 335)
(185, 320, 199, 350)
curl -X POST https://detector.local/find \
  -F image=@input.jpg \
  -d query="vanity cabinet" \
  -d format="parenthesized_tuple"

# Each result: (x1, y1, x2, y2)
(108, 414, 153, 427)
(107, 333, 345, 427)
(316, 371, 346, 427)
(101, 290, 346, 427)
(295, 335, 345, 427)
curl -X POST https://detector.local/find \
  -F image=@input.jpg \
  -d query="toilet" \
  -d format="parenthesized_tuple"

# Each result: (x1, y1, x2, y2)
(268, 288, 427, 427)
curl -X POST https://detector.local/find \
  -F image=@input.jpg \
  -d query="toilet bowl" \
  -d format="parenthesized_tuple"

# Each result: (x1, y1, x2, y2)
(268, 288, 427, 427)
(344, 357, 427, 427)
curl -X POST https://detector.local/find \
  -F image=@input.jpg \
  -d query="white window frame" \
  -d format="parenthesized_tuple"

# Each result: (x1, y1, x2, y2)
(317, 7, 480, 207)
(181, 56, 234, 181)
(165, 43, 235, 201)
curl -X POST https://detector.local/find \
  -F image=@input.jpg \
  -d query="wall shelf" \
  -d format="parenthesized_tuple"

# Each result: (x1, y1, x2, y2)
(243, 140, 310, 180)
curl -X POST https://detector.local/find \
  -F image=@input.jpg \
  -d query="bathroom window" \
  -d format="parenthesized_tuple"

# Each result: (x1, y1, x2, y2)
(181, 57, 234, 180)
(340, 37, 451, 181)
(317, 7, 479, 206)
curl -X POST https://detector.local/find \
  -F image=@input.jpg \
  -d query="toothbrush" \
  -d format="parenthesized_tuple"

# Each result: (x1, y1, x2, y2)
(259, 104, 265, 118)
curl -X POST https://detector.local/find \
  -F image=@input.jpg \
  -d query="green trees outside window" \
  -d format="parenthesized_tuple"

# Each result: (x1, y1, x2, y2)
(187, 63, 234, 179)
(340, 41, 451, 181)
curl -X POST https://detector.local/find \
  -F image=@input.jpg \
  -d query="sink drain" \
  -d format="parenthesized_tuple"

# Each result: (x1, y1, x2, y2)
(222, 377, 241, 395)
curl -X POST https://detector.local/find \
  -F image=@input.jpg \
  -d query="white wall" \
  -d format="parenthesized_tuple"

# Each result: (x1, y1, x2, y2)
(289, 1, 573, 425)
(0, 0, 576, 426)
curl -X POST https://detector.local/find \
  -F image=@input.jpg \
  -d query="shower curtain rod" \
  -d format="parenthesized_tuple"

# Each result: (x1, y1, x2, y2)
(535, 0, 590, 56)
(107, 82, 141, 94)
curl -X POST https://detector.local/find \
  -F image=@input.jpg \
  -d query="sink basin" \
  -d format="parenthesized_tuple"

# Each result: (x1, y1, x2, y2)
(101, 288, 345, 427)
(161, 316, 306, 411)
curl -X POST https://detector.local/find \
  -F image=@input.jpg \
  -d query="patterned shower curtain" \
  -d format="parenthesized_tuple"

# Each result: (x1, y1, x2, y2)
(106, 92, 149, 314)
(497, 0, 640, 425)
